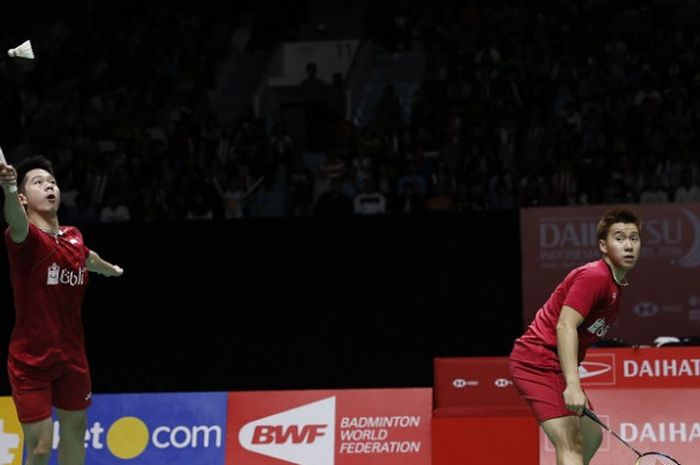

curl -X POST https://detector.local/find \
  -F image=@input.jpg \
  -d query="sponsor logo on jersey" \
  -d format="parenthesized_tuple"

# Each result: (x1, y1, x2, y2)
(587, 318, 611, 338)
(46, 263, 86, 287)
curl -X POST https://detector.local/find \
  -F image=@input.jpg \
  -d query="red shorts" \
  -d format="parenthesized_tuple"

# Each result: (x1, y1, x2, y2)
(8, 355, 92, 423)
(508, 342, 593, 423)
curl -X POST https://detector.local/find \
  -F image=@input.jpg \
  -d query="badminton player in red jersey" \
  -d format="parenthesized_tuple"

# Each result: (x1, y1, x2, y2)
(509, 207, 641, 465)
(0, 155, 123, 465)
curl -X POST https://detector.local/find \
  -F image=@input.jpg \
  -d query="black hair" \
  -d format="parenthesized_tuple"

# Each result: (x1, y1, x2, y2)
(597, 207, 641, 240)
(15, 155, 55, 192)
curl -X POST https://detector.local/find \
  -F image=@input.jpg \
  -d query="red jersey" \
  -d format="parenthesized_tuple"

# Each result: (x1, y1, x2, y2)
(512, 259, 623, 366)
(5, 223, 90, 367)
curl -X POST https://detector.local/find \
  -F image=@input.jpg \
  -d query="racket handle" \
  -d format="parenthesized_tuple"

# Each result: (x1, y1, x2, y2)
(582, 407, 610, 431)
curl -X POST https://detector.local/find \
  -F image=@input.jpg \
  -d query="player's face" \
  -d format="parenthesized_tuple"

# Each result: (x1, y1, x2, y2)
(20, 168, 61, 214)
(599, 222, 641, 271)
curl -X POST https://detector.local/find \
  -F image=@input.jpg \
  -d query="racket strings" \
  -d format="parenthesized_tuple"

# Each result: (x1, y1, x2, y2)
(636, 452, 681, 465)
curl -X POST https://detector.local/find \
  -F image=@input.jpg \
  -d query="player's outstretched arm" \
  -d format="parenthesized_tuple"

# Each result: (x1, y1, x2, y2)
(87, 250, 124, 277)
(0, 162, 29, 243)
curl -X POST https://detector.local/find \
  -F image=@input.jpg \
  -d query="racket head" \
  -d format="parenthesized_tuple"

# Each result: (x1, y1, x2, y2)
(636, 451, 682, 465)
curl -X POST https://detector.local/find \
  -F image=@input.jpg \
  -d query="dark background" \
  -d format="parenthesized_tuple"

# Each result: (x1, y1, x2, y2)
(5, 0, 697, 396)
(0, 211, 522, 394)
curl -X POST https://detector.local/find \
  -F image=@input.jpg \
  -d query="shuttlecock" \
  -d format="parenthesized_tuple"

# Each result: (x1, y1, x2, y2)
(7, 40, 34, 60)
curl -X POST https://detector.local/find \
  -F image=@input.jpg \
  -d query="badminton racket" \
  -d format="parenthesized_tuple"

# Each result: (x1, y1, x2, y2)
(583, 407, 682, 465)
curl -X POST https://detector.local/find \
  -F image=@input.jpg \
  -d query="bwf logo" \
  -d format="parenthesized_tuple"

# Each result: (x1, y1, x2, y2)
(0, 419, 20, 465)
(238, 397, 335, 465)
(252, 425, 328, 445)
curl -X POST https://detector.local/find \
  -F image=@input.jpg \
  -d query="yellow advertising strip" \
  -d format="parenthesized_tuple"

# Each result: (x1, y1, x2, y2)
(0, 397, 23, 465)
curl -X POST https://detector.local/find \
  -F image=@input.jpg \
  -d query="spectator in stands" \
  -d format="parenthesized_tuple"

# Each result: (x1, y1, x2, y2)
(301, 62, 329, 151)
(485, 178, 516, 210)
(287, 158, 315, 217)
(269, 120, 295, 165)
(315, 150, 347, 200)
(374, 84, 403, 138)
(639, 174, 670, 204)
(396, 161, 427, 214)
(186, 192, 214, 221)
(314, 177, 352, 217)
(551, 159, 578, 206)
(673, 169, 700, 203)
(5, 1, 700, 219)
(64, 194, 99, 224)
(327, 72, 348, 123)
(99, 193, 131, 223)
(354, 177, 386, 215)
(426, 181, 454, 212)
(213, 172, 246, 219)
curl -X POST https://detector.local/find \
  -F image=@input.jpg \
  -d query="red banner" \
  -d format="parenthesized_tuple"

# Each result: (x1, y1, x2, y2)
(520, 203, 700, 345)
(226, 389, 431, 465)
(435, 348, 700, 465)
(433, 357, 530, 416)
(539, 389, 699, 465)
(581, 347, 700, 389)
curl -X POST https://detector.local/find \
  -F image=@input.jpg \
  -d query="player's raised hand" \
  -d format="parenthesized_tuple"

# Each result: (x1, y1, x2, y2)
(112, 265, 124, 277)
(0, 163, 19, 189)
(87, 250, 124, 277)
(102, 265, 124, 277)
(0, 146, 18, 190)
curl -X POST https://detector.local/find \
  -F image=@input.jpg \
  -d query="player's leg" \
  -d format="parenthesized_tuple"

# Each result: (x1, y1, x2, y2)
(55, 408, 87, 465)
(541, 415, 584, 465)
(8, 357, 55, 465)
(52, 359, 91, 465)
(20, 418, 54, 465)
(580, 414, 602, 465)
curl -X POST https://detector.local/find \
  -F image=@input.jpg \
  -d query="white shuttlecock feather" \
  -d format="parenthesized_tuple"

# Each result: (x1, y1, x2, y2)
(7, 40, 34, 60)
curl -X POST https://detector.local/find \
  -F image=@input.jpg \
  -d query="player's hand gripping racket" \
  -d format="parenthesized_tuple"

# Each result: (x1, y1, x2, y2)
(583, 407, 682, 465)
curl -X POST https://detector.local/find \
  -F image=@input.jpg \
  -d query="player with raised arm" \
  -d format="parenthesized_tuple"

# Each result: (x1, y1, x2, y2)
(0, 154, 123, 465)
(509, 207, 641, 465)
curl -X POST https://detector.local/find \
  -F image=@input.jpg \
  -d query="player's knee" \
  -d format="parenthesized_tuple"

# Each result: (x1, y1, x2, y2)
(543, 418, 584, 455)
(61, 422, 86, 440)
(59, 415, 87, 439)
(27, 443, 52, 462)
(563, 439, 584, 455)
(554, 432, 584, 455)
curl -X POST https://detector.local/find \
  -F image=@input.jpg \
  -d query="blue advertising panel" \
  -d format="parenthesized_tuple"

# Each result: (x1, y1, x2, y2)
(45, 392, 228, 465)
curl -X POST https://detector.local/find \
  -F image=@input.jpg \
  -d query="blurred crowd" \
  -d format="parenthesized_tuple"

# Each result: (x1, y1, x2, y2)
(341, 0, 700, 215)
(1, 0, 699, 222)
